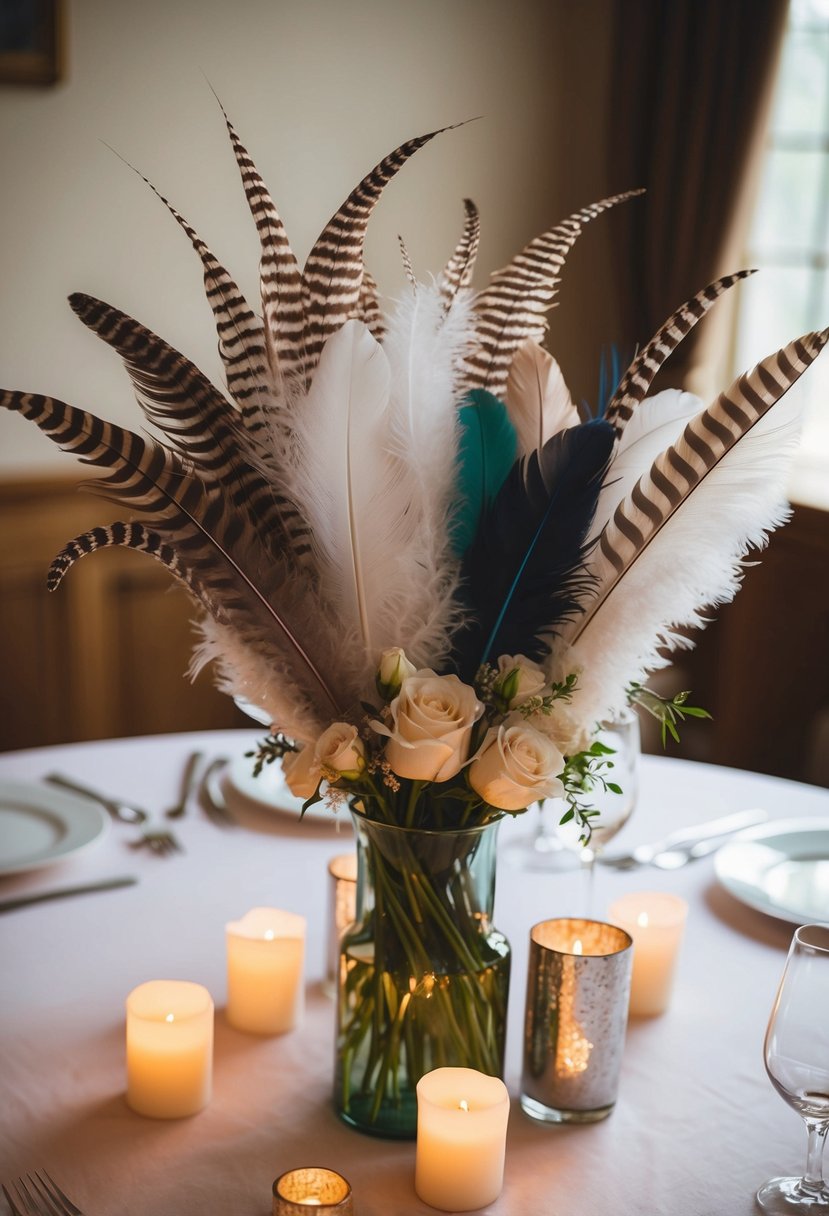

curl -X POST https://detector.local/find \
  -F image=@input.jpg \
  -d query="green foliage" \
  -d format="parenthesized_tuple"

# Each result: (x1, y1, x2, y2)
(627, 683, 711, 747)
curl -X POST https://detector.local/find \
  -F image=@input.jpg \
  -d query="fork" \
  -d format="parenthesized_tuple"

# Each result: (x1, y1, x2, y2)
(2, 1170, 84, 1216)
(164, 750, 204, 820)
(128, 827, 183, 856)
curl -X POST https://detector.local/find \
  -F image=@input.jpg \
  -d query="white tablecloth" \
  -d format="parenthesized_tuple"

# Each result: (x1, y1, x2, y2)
(1, 731, 827, 1216)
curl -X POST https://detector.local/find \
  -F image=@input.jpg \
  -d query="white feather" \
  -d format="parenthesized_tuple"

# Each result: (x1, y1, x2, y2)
(562, 396, 802, 726)
(504, 339, 579, 456)
(588, 389, 703, 541)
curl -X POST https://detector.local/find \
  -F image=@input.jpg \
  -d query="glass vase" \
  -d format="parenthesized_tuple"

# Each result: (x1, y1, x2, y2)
(334, 809, 511, 1139)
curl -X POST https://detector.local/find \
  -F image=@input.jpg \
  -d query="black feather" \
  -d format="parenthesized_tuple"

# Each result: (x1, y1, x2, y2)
(452, 419, 615, 679)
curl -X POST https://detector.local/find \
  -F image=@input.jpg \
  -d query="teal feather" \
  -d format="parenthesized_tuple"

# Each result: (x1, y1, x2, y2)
(450, 389, 518, 555)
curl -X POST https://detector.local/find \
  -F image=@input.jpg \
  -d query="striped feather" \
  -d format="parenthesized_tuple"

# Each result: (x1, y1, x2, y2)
(221, 107, 308, 387)
(398, 235, 417, 293)
(439, 198, 480, 312)
(464, 190, 644, 397)
(604, 270, 756, 436)
(562, 329, 828, 722)
(355, 268, 386, 341)
(302, 128, 447, 372)
(48, 521, 213, 605)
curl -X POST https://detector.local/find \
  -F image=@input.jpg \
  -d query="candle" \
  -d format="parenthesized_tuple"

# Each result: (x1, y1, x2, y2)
(226, 907, 306, 1035)
(272, 1167, 353, 1214)
(125, 980, 213, 1118)
(415, 1067, 510, 1212)
(324, 853, 358, 996)
(521, 918, 633, 1124)
(607, 891, 688, 1016)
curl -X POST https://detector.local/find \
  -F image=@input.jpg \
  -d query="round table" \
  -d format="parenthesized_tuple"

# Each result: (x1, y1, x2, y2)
(0, 731, 827, 1215)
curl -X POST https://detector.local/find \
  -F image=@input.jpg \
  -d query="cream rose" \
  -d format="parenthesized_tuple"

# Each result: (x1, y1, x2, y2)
(469, 714, 565, 811)
(494, 654, 548, 708)
(376, 647, 417, 700)
(282, 744, 321, 799)
(372, 670, 484, 782)
(315, 721, 366, 781)
(529, 706, 592, 757)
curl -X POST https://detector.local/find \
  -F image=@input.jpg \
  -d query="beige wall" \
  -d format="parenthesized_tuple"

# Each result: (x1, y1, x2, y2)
(0, 0, 620, 474)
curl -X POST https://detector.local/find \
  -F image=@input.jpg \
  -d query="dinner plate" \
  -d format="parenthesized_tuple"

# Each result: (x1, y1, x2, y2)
(714, 817, 829, 925)
(226, 753, 351, 829)
(0, 780, 109, 876)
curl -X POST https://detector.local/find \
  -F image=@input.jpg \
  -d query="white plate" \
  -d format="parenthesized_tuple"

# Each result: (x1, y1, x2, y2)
(0, 780, 109, 876)
(226, 753, 351, 829)
(714, 818, 829, 925)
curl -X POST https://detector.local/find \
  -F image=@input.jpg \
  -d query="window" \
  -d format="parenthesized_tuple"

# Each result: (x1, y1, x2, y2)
(734, 0, 829, 509)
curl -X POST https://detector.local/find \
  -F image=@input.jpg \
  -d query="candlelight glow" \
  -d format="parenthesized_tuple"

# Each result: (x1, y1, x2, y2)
(459, 1098, 470, 1112)
(573, 939, 583, 955)
(637, 911, 649, 928)
(264, 929, 275, 941)
(165, 1013, 175, 1023)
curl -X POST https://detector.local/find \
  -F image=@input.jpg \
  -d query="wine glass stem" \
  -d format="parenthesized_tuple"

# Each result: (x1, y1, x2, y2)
(804, 1119, 828, 1190)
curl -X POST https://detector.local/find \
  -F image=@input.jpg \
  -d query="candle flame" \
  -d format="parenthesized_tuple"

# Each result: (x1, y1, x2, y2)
(637, 912, 649, 928)
(264, 929, 275, 941)
(459, 1099, 470, 1112)
(572, 939, 583, 955)
(165, 1013, 175, 1023)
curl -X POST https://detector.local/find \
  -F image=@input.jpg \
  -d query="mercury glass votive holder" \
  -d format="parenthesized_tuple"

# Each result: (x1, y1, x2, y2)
(521, 917, 633, 1125)
(272, 1167, 353, 1214)
(323, 853, 358, 998)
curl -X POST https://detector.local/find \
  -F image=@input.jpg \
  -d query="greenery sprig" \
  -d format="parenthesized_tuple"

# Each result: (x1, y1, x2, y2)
(627, 683, 711, 746)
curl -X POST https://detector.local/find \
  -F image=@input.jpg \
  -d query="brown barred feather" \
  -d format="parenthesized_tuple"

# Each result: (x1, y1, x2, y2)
(220, 108, 309, 387)
(397, 235, 417, 293)
(354, 267, 386, 341)
(439, 198, 480, 312)
(604, 270, 757, 436)
(464, 190, 644, 397)
(302, 127, 449, 373)
(566, 328, 829, 644)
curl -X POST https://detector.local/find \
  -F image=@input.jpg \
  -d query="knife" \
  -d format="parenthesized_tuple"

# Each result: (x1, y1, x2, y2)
(0, 875, 138, 913)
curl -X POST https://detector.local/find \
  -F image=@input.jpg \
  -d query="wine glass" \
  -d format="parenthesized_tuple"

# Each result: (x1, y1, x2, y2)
(757, 923, 829, 1213)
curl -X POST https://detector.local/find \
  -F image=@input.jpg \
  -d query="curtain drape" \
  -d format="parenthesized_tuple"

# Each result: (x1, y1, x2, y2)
(608, 0, 788, 395)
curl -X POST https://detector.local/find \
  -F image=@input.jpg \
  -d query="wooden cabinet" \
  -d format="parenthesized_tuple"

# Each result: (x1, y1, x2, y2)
(0, 477, 247, 751)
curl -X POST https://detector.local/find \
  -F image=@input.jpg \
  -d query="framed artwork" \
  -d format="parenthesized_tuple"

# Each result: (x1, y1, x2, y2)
(0, 0, 63, 86)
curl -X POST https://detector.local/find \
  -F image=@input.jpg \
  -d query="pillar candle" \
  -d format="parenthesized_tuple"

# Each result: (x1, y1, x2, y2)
(226, 907, 306, 1034)
(415, 1067, 510, 1212)
(607, 891, 688, 1016)
(126, 980, 213, 1118)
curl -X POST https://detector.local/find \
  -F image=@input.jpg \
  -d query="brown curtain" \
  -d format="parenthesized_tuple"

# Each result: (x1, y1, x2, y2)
(608, 0, 788, 391)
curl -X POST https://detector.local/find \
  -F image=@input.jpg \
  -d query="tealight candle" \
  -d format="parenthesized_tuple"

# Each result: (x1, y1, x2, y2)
(126, 980, 213, 1118)
(272, 1167, 353, 1215)
(226, 907, 306, 1034)
(607, 891, 688, 1016)
(415, 1067, 510, 1212)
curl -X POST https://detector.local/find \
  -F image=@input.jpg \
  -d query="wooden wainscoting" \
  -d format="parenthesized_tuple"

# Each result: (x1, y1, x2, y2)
(0, 476, 247, 752)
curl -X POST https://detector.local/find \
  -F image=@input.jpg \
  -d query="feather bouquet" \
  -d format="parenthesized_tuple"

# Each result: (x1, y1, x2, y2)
(3, 113, 826, 1137)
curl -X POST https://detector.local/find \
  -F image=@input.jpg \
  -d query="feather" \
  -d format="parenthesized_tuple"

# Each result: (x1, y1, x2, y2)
(303, 127, 451, 374)
(355, 267, 386, 341)
(439, 198, 480, 312)
(0, 388, 343, 739)
(504, 339, 580, 456)
(48, 522, 212, 604)
(220, 105, 308, 388)
(383, 280, 471, 667)
(562, 330, 829, 724)
(105, 146, 272, 419)
(604, 270, 755, 436)
(450, 389, 518, 556)
(463, 190, 644, 397)
(453, 419, 615, 679)
(398, 235, 417, 292)
(283, 319, 422, 690)
(588, 389, 704, 542)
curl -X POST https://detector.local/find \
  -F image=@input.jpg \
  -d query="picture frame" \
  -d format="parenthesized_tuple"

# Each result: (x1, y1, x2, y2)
(0, 0, 63, 86)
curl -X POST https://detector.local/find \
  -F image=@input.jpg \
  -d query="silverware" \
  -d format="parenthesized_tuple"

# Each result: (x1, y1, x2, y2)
(0, 876, 138, 915)
(2, 1169, 84, 1215)
(45, 773, 148, 825)
(164, 750, 204, 820)
(129, 828, 182, 857)
(598, 809, 769, 871)
(200, 757, 236, 827)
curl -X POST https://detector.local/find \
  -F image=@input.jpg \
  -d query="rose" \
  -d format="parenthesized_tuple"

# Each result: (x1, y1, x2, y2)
(372, 669, 484, 782)
(469, 713, 565, 811)
(494, 654, 548, 708)
(315, 721, 366, 781)
(282, 744, 321, 799)
(376, 647, 417, 701)
(529, 706, 592, 758)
